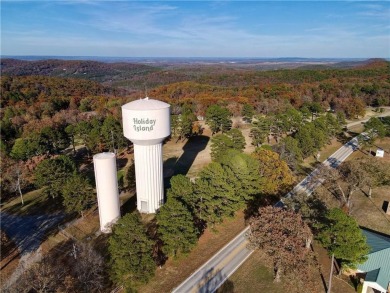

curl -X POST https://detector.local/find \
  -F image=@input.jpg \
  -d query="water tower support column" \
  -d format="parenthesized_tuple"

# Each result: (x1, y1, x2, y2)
(122, 97, 170, 214)
(133, 143, 164, 213)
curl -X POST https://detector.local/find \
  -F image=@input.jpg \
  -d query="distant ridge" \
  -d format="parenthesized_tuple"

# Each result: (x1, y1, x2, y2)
(1, 55, 371, 65)
(355, 58, 390, 69)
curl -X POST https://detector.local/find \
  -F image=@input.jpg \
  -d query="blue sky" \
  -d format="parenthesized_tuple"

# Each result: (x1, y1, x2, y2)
(1, 1, 389, 58)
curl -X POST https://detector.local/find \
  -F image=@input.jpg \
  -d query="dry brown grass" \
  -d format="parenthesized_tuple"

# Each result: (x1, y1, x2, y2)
(350, 187, 390, 235)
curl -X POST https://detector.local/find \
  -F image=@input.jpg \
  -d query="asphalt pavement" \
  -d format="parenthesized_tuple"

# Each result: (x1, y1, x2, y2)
(172, 227, 252, 293)
(0, 212, 65, 253)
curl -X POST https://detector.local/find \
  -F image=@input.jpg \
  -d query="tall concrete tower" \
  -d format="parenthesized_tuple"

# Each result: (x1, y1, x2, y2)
(93, 152, 121, 233)
(122, 97, 170, 213)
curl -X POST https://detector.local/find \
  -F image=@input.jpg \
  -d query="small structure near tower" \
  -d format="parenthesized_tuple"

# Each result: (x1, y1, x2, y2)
(376, 148, 384, 158)
(122, 97, 170, 213)
(93, 152, 121, 233)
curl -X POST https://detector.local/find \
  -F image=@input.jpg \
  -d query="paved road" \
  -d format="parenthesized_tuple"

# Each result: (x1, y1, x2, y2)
(172, 227, 252, 293)
(346, 108, 390, 129)
(280, 135, 360, 202)
(0, 212, 65, 253)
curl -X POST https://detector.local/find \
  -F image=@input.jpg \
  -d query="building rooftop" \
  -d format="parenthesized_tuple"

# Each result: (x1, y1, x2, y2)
(358, 229, 390, 291)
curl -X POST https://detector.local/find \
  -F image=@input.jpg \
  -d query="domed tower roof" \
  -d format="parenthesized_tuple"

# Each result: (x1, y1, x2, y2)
(122, 97, 171, 145)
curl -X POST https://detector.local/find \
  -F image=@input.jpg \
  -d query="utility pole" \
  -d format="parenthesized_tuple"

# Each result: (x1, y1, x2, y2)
(327, 253, 334, 293)
(72, 243, 77, 259)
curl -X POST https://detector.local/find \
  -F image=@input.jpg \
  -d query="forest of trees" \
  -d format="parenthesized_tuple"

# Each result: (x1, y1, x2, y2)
(1, 58, 390, 292)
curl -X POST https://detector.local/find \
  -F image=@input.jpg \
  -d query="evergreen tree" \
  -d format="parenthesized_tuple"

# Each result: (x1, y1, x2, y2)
(221, 151, 261, 202)
(205, 105, 232, 134)
(250, 115, 272, 145)
(35, 155, 77, 199)
(156, 197, 198, 257)
(325, 112, 342, 137)
(65, 124, 77, 154)
(210, 128, 245, 161)
(101, 116, 127, 152)
(242, 103, 255, 123)
(317, 208, 369, 270)
(273, 136, 303, 171)
(177, 104, 197, 141)
(228, 128, 246, 150)
(62, 175, 95, 217)
(364, 117, 387, 140)
(170, 114, 180, 138)
(108, 213, 155, 291)
(10, 138, 37, 161)
(249, 127, 267, 147)
(294, 124, 317, 158)
(194, 162, 240, 226)
(168, 174, 195, 210)
(126, 159, 136, 191)
(39, 125, 70, 154)
(336, 111, 346, 126)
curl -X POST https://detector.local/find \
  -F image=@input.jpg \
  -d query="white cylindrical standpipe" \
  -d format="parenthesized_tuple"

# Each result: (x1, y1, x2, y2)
(93, 152, 121, 233)
(134, 143, 164, 213)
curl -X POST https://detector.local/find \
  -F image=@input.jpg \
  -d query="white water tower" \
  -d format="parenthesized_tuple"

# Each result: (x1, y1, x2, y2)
(122, 97, 170, 213)
(93, 152, 121, 233)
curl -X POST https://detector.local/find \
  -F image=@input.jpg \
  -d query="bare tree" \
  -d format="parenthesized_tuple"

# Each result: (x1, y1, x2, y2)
(316, 162, 370, 213)
(72, 242, 106, 292)
(7, 255, 65, 293)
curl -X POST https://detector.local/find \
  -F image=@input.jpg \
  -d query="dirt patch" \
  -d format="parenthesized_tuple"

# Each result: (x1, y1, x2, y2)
(161, 122, 257, 179)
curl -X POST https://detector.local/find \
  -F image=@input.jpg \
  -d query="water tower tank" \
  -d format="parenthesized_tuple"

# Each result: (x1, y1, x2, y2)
(122, 97, 170, 213)
(93, 152, 121, 233)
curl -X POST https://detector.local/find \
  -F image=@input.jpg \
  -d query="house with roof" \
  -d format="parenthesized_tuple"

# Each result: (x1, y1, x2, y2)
(357, 229, 390, 293)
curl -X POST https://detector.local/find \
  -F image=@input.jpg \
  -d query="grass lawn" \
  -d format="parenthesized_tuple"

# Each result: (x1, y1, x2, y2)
(0, 189, 61, 216)
(226, 242, 356, 293)
(350, 187, 390, 235)
(218, 250, 283, 293)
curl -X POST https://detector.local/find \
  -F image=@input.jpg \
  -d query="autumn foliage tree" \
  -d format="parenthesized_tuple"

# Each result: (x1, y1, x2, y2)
(248, 206, 312, 282)
(251, 148, 294, 195)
